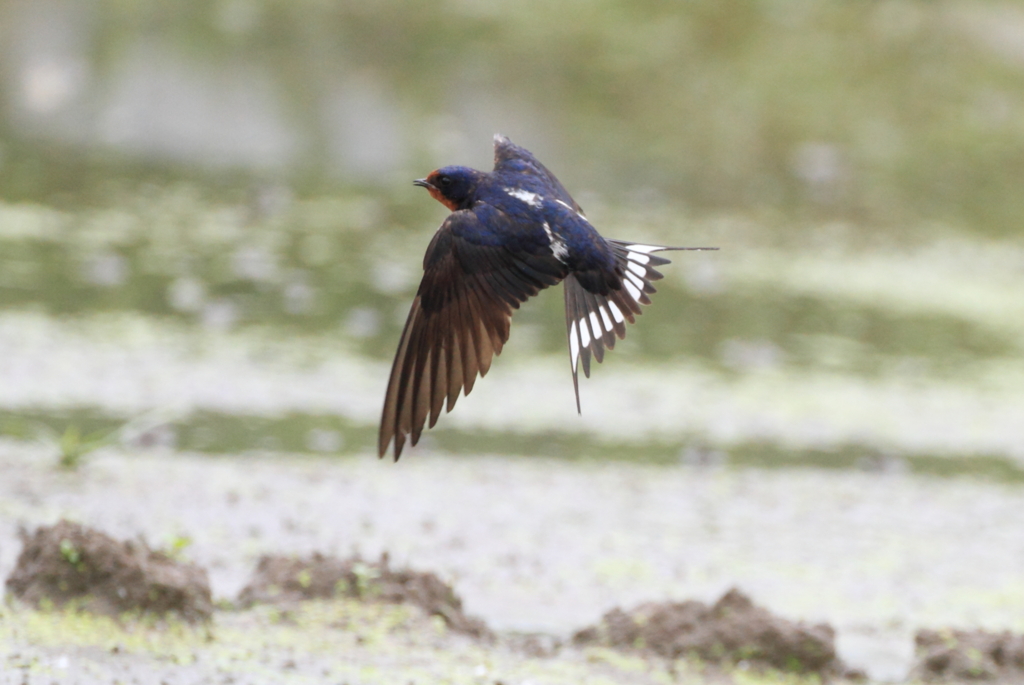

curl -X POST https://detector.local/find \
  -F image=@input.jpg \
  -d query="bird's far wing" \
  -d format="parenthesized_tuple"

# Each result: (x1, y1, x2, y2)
(562, 242, 711, 412)
(492, 134, 585, 215)
(379, 211, 566, 460)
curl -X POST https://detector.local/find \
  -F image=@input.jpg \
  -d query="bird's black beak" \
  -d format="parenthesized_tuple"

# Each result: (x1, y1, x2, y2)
(413, 178, 434, 189)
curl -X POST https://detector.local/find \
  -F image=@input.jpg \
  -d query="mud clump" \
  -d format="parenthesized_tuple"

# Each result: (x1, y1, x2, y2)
(573, 588, 843, 675)
(912, 628, 1024, 682)
(5, 520, 212, 622)
(237, 552, 491, 639)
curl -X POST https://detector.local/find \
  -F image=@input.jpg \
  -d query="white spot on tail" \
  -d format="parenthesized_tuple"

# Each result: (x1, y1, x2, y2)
(624, 270, 645, 291)
(626, 261, 646, 277)
(608, 301, 625, 323)
(599, 307, 613, 331)
(624, 243, 662, 254)
(569, 321, 580, 367)
(505, 187, 542, 208)
(588, 311, 603, 335)
(579, 319, 591, 347)
(623, 279, 641, 301)
(627, 251, 650, 264)
(542, 222, 569, 262)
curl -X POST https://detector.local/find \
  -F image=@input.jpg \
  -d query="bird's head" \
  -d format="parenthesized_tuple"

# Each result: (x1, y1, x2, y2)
(414, 166, 482, 211)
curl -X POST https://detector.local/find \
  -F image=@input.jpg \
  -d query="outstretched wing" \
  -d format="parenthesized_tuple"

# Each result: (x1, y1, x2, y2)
(492, 134, 585, 216)
(562, 241, 715, 412)
(379, 210, 566, 460)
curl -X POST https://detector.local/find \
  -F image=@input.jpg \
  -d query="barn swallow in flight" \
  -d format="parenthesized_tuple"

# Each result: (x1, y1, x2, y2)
(379, 135, 716, 460)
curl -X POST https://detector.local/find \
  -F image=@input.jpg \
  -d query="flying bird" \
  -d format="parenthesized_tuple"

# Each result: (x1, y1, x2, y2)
(379, 135, 716, 460)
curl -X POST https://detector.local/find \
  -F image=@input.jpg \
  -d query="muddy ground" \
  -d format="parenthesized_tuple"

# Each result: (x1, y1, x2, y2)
(2, 439, 1024, 683)
(2, 524, 856, 684)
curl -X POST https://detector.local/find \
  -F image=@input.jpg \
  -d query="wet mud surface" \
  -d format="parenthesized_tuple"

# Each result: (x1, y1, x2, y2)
(8, 518, 1023, 684)
(912, 629, 1024, 683)
(573, 587, 849, 677)
(6, 520, 212, 622)
(238, 552, 491, 637)
(2, 522, 860, 685)
(2, 441, 1024, 683)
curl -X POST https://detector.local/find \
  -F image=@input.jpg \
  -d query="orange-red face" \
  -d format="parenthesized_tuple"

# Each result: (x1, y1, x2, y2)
(420, 170, 460, 211)
(413, 166, 480, 212)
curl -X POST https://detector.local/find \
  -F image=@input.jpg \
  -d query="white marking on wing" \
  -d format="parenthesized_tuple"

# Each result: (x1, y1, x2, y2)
(623, 279, 641, 301)
(627, 251, 651, 264)
(542, 222, 569, 262)
(599, 306, 613, 331)
(579, 319, 591, 347)
(555, 198, 586, 219)
(624, 243, 662, 254)
(505, 187, 542, 208)
(569, 321, 580, 367)
(626, 261, 646, 277)
(588, 311, 603, 335)
(608, 301, 625, 323)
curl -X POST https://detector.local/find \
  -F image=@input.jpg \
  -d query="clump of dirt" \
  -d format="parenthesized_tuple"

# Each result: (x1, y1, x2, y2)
(237, 552, 491, 639)
(4, 520, 212, 622)
(912, 628, 1024, 682)
(573, 587, 844, 675)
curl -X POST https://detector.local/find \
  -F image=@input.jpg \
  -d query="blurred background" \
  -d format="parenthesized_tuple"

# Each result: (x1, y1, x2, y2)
(2, 1, 1024, 678)
(1, 0, 1022, 466)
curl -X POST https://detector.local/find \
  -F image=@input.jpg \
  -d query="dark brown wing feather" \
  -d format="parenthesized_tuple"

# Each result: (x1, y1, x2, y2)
(379, 211, 566, 460)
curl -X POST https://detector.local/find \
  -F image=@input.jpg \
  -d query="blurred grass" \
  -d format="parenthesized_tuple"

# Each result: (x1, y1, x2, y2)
(2, 186, 1021, 372)
(5, 407, 1024, 484)
(1, 0, 1023, 467)
(3, 0, 1024, 237)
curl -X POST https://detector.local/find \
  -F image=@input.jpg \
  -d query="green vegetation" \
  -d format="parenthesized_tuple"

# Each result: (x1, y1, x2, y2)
(0, 599, 842, 684)
(29, 422, 120, 471)
(4, 406, 1024, 484)
(4, 0, 1024, 237)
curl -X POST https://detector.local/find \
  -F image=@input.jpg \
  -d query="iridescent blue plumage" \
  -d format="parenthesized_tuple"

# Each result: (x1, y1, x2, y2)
(380, 135, 716, 459)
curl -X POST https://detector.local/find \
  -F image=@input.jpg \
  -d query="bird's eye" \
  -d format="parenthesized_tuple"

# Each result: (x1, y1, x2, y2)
(439, 176, 452, 187)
